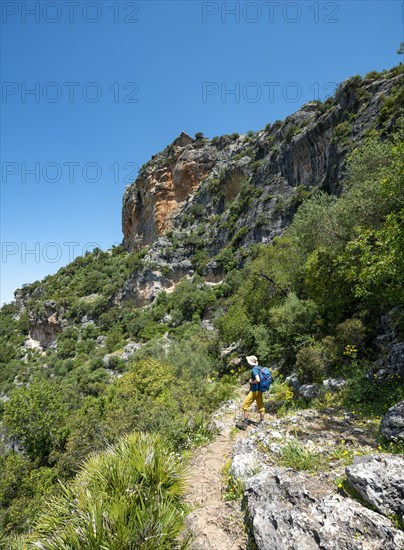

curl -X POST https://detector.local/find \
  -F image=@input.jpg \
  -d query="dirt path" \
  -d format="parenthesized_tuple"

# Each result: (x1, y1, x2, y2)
(182, 394, 254, 550)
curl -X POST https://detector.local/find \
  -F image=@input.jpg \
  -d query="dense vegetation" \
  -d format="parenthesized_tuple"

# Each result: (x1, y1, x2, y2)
(217, 128, 403, 371)
(0, 71, 403, 548)
(25, 432, 188, 549)
(216, 125, 403, 414)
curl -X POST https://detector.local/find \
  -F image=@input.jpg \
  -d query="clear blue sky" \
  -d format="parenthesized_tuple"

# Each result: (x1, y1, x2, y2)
(1, 0, 403, 305)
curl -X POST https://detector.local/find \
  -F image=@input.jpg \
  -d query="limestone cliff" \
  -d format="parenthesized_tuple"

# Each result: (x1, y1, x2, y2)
(118, 70, 402, 306)
(122, 132, 217, 251)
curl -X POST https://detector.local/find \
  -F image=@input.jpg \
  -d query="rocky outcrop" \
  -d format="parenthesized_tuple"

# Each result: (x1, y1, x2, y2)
(230, 438, 267, 482)
(102, 341, 142, 368)
(245, 468, 404, 549)
(372, 309, 404, 379)
(119, 71, 401, 309)
(114, 261, 192, 308)
(28, 300, 66, 349)
(298, 383, 320, 399)
(231, 408, 404, 549)
(346, 454, 404, 518)
(380, 401, 404, 441)
(122, 132, 217, 251)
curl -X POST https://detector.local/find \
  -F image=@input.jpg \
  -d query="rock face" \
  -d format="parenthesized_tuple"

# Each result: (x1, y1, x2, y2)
(346, 454, 404, 518)
(298, 383, 320, 399)
(387, 342, 404, 376)
(115, 257, 192, 308)
(372, 309, 404, 379)
(122, 132, 217, 251)
(230, 438, 266, 482)
(245, 468, 404, 550)
(231, 408, 404, 550)
(119, 71, 401, 308)
(11, 71, 402, 354)
(28, 300, 66, 349)
(380, 400, 404, 441)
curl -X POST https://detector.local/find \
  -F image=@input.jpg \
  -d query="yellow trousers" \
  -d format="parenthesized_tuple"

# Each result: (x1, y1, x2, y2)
(242, 391, 265, 414)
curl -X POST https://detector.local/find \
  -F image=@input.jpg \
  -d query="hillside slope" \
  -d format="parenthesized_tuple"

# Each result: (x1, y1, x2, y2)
(0, 65, 403, 548)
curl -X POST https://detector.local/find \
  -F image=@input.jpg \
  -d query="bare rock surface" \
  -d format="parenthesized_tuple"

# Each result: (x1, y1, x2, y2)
(245, 467, 404, 550)
(380, 400, 404, 441)
(346, 454, 404, 517)
(230, 407, 404, 549)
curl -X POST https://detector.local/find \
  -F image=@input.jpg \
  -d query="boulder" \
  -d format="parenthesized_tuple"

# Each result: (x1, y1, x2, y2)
(230, 438, 267, 482)
(380, 400, 404, 441)
(23, 336, 42, 350)
(387, 341, 404, 377)
(201, 319, 214, 331)
(298, 384, 320, 399)
(323, 378, 346, 392)
(96, 335, 106, 347)
(244, 467, 404, 550)
(346, 454, 404, 517)
(221, 342, 240, 358)
(286, 373, 300, 391)
(121, 342, 142, 361)
(80, 315, 95, 328)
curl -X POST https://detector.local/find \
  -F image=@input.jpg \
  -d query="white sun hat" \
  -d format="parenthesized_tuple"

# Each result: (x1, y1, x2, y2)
(246, 355, 258, 366)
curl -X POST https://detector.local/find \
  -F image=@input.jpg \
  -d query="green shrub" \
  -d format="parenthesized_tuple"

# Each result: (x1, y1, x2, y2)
(167, 278, 216, 321)
(165, 325, 217, 380)
(333, 121, 352, 144)
(191, 249, 209, 274)
(222, 459, 244, 501)
(3, 380, 68, 463)
(268, 293, 320, 365)
(335, 318, 366, 356)
(0, 454, 57, 539)
(279, 439, 321, 471)
(26, 432, 188, 550)
(231, 227, 249, 247)
(104, 329, 125, 352)
(341, 367, 404, 417)
(267, 379, 294, 405)
(284, 123, 301, 142)
(295, 344, 327, 383)
(216, 303, 252, 346)
(214, 247, 237, 272)
(188, 202, 206, 220)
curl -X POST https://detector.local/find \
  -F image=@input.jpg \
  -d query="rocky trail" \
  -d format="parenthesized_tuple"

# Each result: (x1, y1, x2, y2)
(182, 391, 404, 550)
(182, 392, 251, 550)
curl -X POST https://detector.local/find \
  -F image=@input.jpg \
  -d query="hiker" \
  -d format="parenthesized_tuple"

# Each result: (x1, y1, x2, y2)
(239, 355, 266, 429)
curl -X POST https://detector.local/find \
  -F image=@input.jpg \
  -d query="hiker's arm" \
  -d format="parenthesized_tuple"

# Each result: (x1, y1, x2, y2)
(250, 374, 260, 384)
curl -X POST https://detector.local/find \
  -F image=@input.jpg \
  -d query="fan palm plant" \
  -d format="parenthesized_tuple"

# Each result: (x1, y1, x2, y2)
(26, 432, 189, 549)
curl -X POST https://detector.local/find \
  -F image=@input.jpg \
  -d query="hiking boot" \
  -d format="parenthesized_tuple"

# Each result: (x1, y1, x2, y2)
(235, 419, 249, 430)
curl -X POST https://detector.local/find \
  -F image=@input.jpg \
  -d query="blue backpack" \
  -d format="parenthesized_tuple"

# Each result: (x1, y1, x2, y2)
(258, 367, 273, 392)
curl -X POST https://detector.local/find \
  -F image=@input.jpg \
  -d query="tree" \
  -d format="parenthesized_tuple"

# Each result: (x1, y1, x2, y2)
(3, 380, 68, 463)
